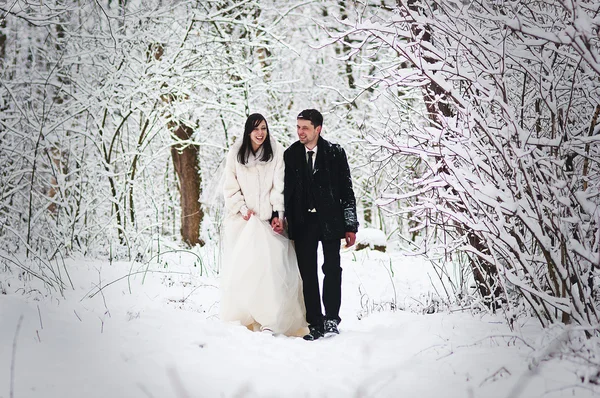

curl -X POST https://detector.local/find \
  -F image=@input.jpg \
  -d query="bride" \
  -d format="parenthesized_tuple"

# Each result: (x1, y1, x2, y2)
(220, 113, 307, 336)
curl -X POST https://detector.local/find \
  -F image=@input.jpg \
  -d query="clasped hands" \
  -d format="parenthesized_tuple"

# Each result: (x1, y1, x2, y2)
(242, 209, 284, 234)
(270, 217, 284, 234)
(243, 209, 355, 246)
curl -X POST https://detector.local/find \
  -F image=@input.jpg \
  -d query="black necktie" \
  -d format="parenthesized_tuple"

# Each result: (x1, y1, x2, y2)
(307, 151, 314, 176)
(306, 150, 315, 210)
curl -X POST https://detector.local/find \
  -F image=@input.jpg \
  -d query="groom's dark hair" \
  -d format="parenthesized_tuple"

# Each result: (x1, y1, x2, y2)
(297, 109, 323, 128)
(237, 113, 274, 165)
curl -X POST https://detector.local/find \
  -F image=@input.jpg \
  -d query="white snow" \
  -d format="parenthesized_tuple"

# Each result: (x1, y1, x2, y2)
(355, 227, 387, 249)
(1, 247, 597, 398)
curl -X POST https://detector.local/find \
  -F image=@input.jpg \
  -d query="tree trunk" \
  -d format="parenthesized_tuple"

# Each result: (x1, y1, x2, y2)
(170, 122, 204, 247)
(0, 19, 6, 67)
(338, 1, 356, 90)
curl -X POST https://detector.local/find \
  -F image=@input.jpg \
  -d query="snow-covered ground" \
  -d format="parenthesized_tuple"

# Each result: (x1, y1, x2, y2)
(1, 245, 597, 398)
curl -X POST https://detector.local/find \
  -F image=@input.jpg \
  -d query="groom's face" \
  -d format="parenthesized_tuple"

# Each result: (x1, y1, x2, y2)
(297, 119, 321, 149)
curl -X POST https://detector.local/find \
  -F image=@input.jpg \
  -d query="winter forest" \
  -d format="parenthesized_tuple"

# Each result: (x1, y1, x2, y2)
(1, 0, 600, 397)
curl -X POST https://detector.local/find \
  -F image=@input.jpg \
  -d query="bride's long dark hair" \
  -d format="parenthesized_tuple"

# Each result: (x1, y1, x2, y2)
(237, 113, 274, 165)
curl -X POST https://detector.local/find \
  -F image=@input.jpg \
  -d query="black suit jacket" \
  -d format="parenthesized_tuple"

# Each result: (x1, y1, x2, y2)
(284, 136, 358, 240)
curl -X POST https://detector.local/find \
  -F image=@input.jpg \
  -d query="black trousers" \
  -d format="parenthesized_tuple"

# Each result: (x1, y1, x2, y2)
(294, 212, 342, 327)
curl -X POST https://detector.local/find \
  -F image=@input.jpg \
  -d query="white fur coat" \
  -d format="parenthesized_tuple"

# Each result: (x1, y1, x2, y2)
(223, 136, 285, 221)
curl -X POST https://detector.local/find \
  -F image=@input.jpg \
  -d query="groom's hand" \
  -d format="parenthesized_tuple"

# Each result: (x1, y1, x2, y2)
(271, 217, 284, 234)
(344, 232, 356, 248)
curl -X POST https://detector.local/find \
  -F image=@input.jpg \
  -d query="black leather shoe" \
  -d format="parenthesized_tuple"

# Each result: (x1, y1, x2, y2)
(303, 325, 324, 341)
(324, 319, 339, 335)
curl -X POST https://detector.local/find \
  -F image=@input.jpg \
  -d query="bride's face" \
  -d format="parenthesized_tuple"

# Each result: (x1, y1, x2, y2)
(250, 120, 268, 151)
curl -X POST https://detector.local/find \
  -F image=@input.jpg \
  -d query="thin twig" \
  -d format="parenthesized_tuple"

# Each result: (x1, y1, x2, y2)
(181, 283, 218, 303)
(456, 334, 535, 351)
(37, 305, 43, 329)
(479, 366, 511, 387)
(10, 314, 24, 398)
(81, 269, 189, 301)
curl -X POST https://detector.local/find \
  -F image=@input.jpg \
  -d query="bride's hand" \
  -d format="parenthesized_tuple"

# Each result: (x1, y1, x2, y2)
(242, 209, 255, 221)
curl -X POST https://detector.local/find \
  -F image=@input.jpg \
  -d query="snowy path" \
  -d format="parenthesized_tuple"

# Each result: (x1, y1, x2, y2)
(0, 250, 595, 398)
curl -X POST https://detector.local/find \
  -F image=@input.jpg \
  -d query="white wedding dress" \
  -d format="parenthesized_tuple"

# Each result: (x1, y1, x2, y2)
(220, 215, 307, 336)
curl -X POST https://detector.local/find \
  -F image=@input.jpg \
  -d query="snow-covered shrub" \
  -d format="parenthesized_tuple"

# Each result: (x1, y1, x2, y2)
(332, 0, 600, 328)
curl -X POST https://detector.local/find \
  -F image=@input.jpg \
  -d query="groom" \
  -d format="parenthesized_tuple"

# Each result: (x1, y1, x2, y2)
(282, 109, 359, 341)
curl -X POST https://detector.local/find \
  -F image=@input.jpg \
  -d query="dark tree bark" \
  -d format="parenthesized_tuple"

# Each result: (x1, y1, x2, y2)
(170, 122, 204, 247)
(0, 19, 6, 66)
(338, 1, 355, 90)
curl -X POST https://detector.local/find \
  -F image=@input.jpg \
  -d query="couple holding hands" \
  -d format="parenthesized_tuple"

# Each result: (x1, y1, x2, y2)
(221, 109, 358, 341)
